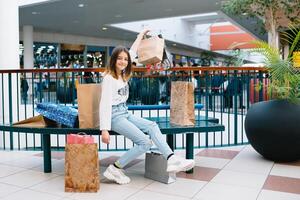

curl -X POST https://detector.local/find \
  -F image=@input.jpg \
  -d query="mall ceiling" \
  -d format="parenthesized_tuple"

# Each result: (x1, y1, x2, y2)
(19, 0, 224, 40)
(19, 0, 266, 52)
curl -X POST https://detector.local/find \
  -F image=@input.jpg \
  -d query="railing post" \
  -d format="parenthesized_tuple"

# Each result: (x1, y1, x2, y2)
(39, 72, 43, 102)
(233, 70, 238, 145)
(8, 73, 13, 150)
(205, 71, 209, 147)
(258, 71, 263, 102)
(71, 72, 75, 105)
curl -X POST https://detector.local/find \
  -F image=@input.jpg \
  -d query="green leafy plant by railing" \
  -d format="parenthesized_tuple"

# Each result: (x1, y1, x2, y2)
(251, 25, 300, 103)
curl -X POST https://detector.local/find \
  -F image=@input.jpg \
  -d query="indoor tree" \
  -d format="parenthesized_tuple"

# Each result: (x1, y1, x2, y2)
(222, 0, 300, 49)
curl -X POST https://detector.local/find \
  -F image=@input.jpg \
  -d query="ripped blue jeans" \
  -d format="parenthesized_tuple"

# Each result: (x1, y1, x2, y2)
(111, 103, 173, 168)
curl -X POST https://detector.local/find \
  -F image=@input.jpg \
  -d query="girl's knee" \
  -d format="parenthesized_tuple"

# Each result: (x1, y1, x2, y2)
(139, 138, 152, 151)
(148, 122, 159, 132)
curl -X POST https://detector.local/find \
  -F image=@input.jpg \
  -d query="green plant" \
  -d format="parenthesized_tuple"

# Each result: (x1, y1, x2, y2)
(251, 25, 300, 103)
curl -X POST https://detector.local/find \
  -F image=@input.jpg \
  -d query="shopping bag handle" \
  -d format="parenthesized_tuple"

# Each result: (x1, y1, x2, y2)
(77, 132, 87, 136)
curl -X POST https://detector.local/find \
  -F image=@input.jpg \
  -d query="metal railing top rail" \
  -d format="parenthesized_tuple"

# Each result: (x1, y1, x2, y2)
(0, 66, 268, 74)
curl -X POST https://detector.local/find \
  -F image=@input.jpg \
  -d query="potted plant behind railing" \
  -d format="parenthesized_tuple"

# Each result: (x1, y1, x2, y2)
(244, 24, 300, 162)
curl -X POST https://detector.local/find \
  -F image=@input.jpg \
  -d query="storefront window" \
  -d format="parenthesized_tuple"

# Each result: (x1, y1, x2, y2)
(60, 43, 84, 68)
(87, 46, 106, 68)
(34, 42, 58, 68)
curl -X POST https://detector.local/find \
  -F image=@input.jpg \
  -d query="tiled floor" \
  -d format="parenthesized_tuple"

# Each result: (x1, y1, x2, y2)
(0, 145, 300, 200)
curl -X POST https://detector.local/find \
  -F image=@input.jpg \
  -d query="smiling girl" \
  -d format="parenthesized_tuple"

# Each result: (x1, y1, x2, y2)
(100, 30, 195, 185)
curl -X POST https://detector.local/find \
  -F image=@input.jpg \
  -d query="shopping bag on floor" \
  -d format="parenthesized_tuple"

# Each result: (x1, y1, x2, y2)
(77, 84, 101, 128)
(65, 133, 99, 192)
(137, 36, 165, 65)
(170, 81, 195, 126)
(145, 152, 176, 184)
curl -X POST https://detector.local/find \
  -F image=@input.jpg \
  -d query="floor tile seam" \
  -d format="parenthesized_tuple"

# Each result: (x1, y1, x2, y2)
(209, 179, 266, 190)
(195, 154, 235, 161)
(254, 187, 263, 200)
(32, 169, 64, 176)
(220, 167, 273, 176)
(23, 174, 60, 189)
(271, 163, 300, 172)
(0, 168, 29, 179)
(190, 179, 210, 199)
(27, 186, 69, 198)
(197, 181, 264, 192)
(262, 187, 300, 196)
(0, 161, 42, 170)
(115, 183, 153, 191)
(0, 187, 25, 199)
(142, 187, 195, 199)
(218, 146, 247, 169)
(123, 181, 157, 200)
(218, 151, 238, 170)
(194, 158, 231, 169)
(266, 174, 300, 181)
(261, 161, 276, 190)
(0, 183, 30, 199)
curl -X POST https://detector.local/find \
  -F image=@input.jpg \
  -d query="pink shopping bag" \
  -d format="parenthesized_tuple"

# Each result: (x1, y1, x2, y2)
(67, 133, 95, 144)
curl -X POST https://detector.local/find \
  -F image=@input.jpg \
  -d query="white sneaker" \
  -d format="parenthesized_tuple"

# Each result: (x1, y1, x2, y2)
(166, 155, 195, 173)
(103, 164, 131, 184)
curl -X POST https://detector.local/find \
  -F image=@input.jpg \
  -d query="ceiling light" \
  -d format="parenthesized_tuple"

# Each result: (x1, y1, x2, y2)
(172, 43, 177, 46)
(115, 14, 122, 18)
(31, 11, 40, 15)
(102, 27, 108, 31)
(78, 4, 84, 8)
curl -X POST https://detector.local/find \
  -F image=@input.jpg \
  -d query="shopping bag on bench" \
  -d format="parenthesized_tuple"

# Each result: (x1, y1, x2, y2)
(170, 81, 195, 126)
(77, 84, 101, 128)
(65, 133, 99, 192)
(13, 115, 57, 128)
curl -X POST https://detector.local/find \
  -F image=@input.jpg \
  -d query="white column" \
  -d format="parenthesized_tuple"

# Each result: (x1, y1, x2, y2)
(0, 0, 20, 149)
(23, 25, 34, 69)
(0, 0, 19, 69)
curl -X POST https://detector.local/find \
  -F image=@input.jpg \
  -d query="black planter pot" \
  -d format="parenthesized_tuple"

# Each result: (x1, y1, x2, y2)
(245, 100, 300, 162)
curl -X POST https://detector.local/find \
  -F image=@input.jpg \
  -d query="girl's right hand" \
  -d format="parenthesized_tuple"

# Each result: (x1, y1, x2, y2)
(137, 29, 150, 38)
(101, 130, 110, 144)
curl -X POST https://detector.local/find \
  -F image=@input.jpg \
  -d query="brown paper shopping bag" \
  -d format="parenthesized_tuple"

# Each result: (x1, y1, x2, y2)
(170, 81, 195, 126)
(137, 36, 165, 65)
(65, 143, 99, 192)
(13, 115, 57, 128)
(77, 84, 101, 128)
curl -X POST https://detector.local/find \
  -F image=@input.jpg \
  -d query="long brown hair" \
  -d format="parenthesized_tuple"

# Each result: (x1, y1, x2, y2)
(106, 46, 132, 81)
